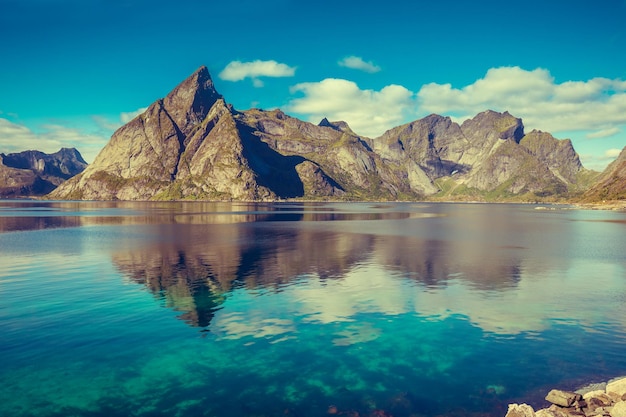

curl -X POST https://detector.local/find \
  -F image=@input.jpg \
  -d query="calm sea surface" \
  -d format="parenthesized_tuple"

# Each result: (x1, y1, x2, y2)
(1, 201, 625, 417)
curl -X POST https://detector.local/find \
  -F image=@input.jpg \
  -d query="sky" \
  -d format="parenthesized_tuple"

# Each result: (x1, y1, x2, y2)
(1, 0, 625, 171)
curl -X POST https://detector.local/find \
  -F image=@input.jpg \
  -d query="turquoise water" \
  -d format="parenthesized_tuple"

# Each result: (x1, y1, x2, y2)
(1, 201, 625, 417)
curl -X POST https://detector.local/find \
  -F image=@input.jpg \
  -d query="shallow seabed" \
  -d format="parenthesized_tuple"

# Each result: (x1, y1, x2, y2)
(1, 201, 625, 417)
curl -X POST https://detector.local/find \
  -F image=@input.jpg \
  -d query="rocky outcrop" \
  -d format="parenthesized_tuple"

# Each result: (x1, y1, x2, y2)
(0, 148, 87, 197)
(49, 66, 589, 202)
(505, 377, 626, 417)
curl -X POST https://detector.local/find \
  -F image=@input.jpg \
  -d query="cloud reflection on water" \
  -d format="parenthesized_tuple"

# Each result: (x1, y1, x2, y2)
(2, 201, 625, 339)
(101, 203, 626, 338)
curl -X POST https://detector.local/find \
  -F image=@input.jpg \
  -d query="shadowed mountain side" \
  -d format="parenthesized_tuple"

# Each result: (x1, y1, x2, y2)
(236, 109, 408, 199)
(240, 129, 306, 198)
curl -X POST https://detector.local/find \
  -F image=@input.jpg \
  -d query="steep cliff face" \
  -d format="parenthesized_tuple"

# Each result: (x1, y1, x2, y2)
(464, 140, 569, 196)
(50, 67, 277, 201)
(582, 146, 626, 201)
(372, 114, 469, 195)
(449, 113, 575, 196)
(0, 148, 87, 197)
(519, 130, 582, 183)
(375, 115, 468, 173)
(458, 110, 524, 166)
(49, 66, 589, 202)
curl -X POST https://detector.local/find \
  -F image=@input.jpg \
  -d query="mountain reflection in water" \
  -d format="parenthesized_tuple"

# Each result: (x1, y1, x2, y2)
(1, 201, 626, 417)
(66, 202, 569, 332)
(2, 201, 624, 335)
(114, 221, 523, 329)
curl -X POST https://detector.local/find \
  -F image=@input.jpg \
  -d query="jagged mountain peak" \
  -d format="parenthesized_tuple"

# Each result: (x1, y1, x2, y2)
(318, 118, 355, 134)
(462, 109, 524, 142)
(161, 65, 223, 134)
(318, 117, 333, 127)
(376, 113, 459, 143)
(421, 113, 453, 124)
(54, 147, 88, 164)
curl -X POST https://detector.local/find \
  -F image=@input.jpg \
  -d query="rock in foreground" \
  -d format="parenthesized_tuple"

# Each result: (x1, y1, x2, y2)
(506, 377, 626, 417)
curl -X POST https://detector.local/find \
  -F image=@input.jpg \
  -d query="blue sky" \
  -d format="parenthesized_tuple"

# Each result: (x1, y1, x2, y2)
(1, 0, 625, 170)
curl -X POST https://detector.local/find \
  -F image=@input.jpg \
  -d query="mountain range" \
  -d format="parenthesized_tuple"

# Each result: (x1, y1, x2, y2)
(9, 66, 621, 202)
(0, 148, 87, 198)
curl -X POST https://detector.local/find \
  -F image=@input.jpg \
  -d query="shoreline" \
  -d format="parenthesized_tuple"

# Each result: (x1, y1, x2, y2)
(571, 201, 626, 211)
(506, 376, 626, 417)
(9, 195, 626, 209)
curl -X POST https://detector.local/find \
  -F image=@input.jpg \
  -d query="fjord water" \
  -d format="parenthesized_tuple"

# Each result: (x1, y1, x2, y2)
(1, 201, 625, 417)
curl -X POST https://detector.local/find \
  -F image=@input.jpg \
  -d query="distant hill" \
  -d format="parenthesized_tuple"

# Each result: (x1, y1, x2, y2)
(581, 146, 626, 202)
(0, 148, 87, 198)
(49, 66, 599, 202)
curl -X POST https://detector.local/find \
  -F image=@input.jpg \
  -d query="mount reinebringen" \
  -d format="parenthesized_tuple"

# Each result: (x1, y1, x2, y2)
(50, 66, 592, 201)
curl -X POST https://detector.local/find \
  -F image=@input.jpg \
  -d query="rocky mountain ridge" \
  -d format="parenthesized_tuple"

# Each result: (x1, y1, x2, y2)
(49, 66, 600, 202)
(0, 148, 87, 197)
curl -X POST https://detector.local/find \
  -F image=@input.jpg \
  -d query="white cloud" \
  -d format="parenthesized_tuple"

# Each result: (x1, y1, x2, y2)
(338, 56, 381, 73)
(286, 78, 414, 137)
(408, 260, 626, 335)
(120, 107, 148, 123)
(211, 256, 626, 338)
(282, 67, 624, 169)
(0, 118, 107, 163)
(579, 147, 624, 171)
(586, 127, 620, 139)
(91, 115, 120, 131)
(605, 148, 623, 158)
(218, 60, 296, 85)
(417, 66, 626, 133)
